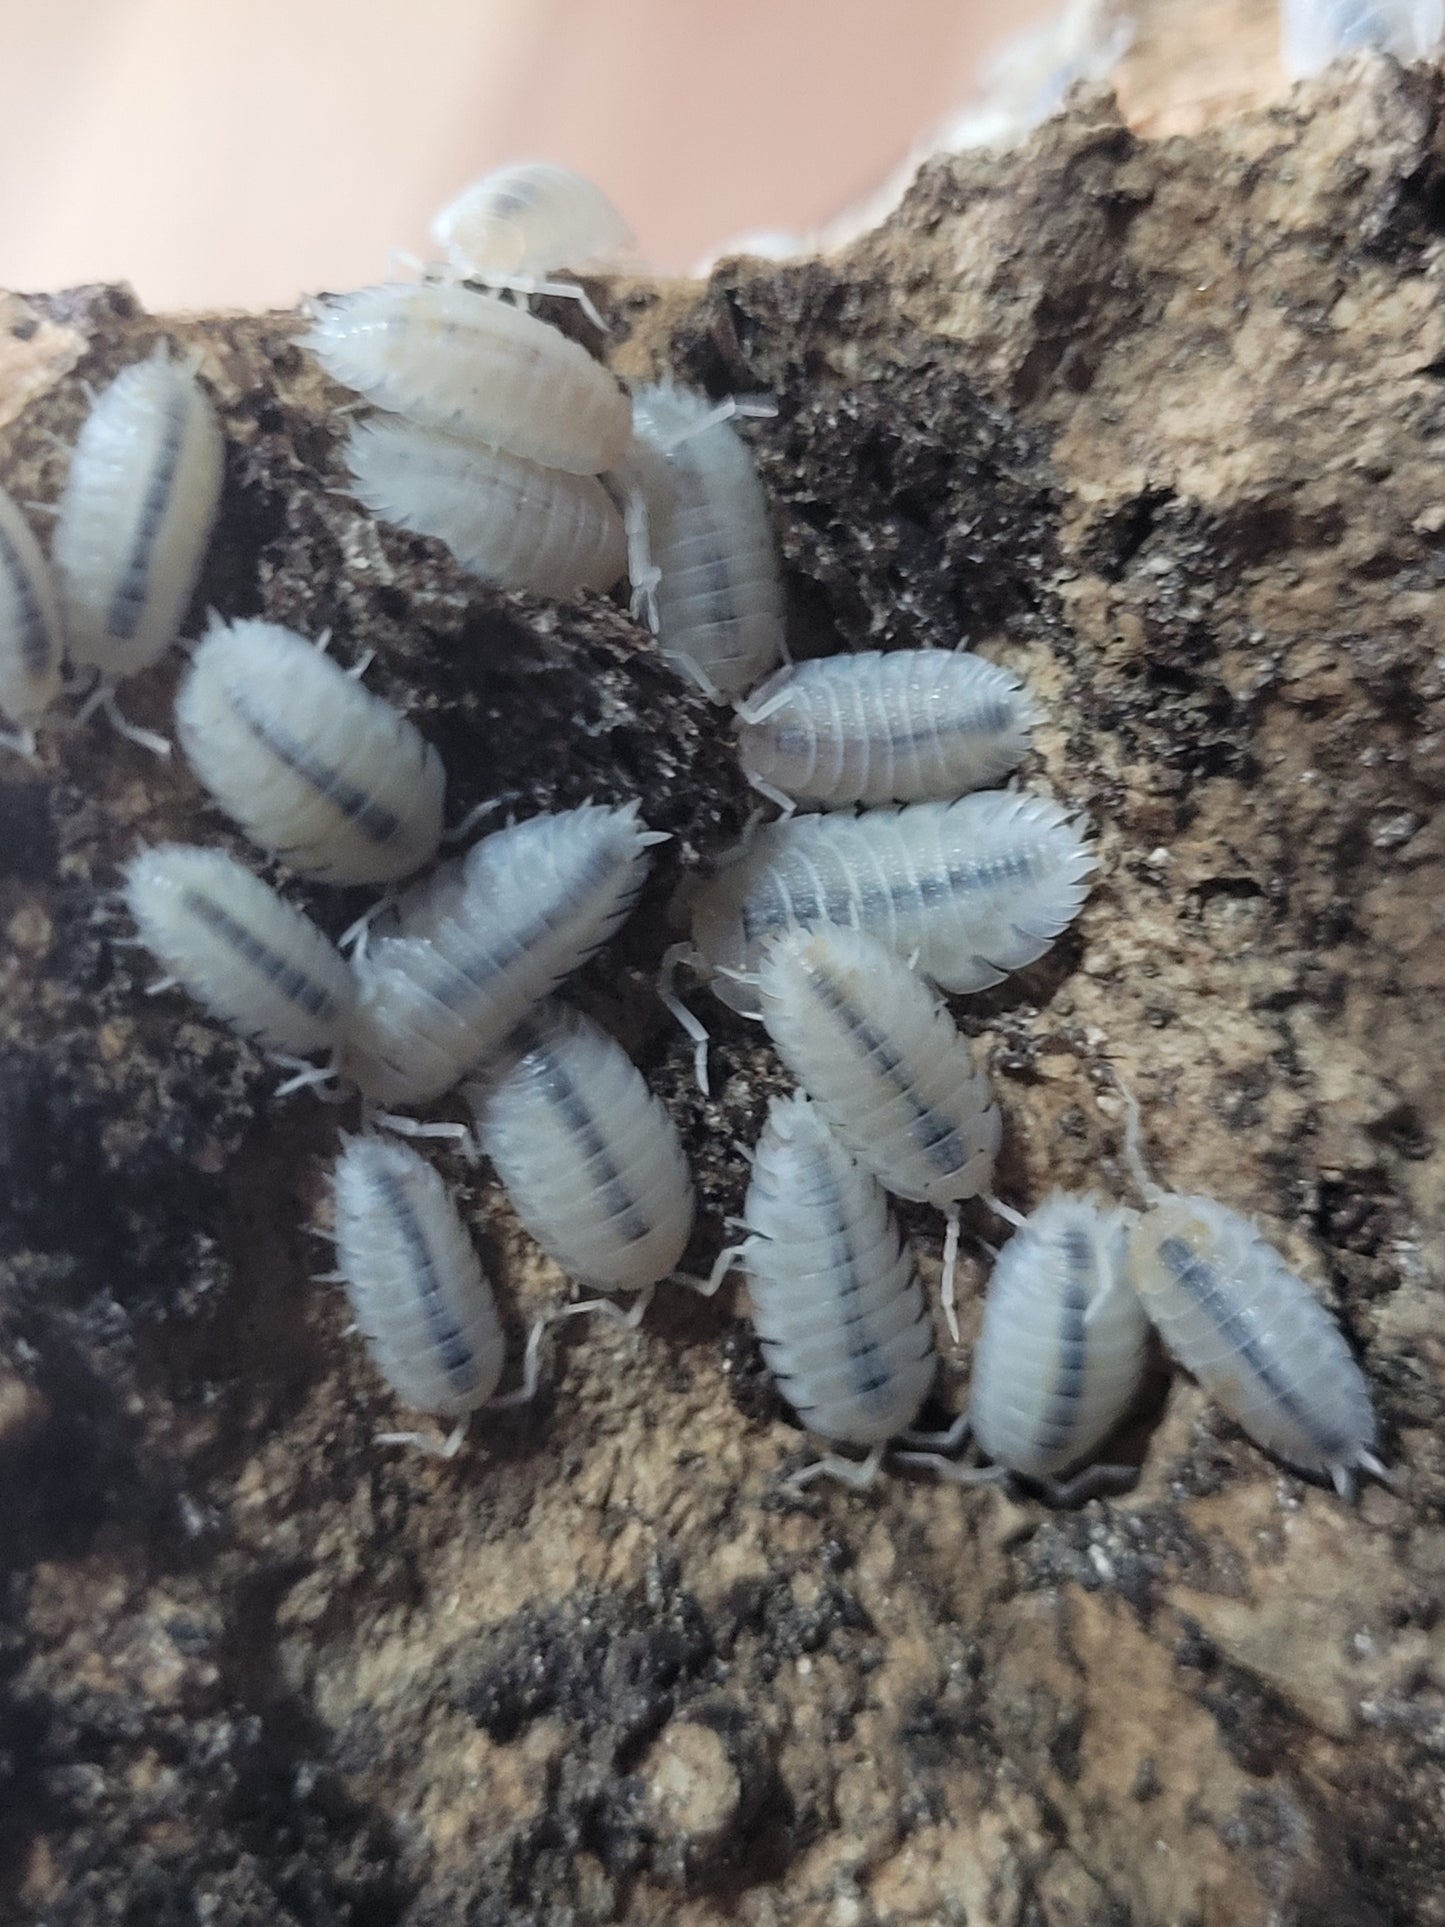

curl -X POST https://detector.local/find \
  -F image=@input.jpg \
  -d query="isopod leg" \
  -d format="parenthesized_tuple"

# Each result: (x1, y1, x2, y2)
(658, 942, 712, 1095)
(892, 1449, 1007, 1487)
(558, 1286, 655, 1331)
(1032, 1463, 1139, 1507)
(896, 1411, 971, 1454)
(941, 1204, 962, 1343)
(488, 1315, 549, 1407)
(377, 1417, 468, 1458)
(785, 1442, 886, 1491)
(78, 682, 172, 759)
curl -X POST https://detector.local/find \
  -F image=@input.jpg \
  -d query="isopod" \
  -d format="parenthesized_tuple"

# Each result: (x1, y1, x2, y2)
(344, 802, 665, 1106)
(729, 1091, 936, 1487)
(329, 1135, 514, 1455)
(737, 648, 1039, 808)
(467, 1000, 694, 1309)
(629, 383, 785, 697)
(756, 924, 1001, 1335)
(52, 343, 224, 679)
(346, 415, 626, 599)
(175, 617, 445, 886)
(0, 484, 64, 752)
(124, 842, 356, 1073)
(304, 282, 631, 474)
(432, 161, 634, 279)
(691, 790, 1095, 1017)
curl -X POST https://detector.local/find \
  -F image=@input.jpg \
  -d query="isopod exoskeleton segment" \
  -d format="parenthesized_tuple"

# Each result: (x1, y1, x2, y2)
(432, 162, 634, 280)
(0, 484, 64, 748)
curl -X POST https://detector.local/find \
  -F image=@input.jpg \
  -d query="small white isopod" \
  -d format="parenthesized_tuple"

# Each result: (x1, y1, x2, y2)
(432, 162, 634, 319)
(723, 1091, 936, 1488)
(466, 1000, 695, 1316)
(52, 343, 224, 680)
(344, 802, 665, 1107)
(1122, 1086, 1386, 1495)
(629, 383, 785, 698)
(124, 843, 356, 1081)
(345, 415, 626, 600)
(756, 924, 1001, 1337)
(0, 484, 64, 754)
(304, 282, 632, 475)
(175, 617, 445, 886)
(736, 648, 1040, 809)
(329, 1135, 528, 1456)
(691, 790, 1095, 1017)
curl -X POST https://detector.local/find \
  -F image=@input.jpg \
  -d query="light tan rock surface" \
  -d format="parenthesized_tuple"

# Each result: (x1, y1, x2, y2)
(0, 58, 1442, 1927)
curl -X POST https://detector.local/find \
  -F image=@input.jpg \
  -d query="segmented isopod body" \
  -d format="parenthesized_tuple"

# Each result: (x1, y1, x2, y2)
(970, 1194, 1148, 1480)
(346, 416, 626, 599)
(344, 803, 662, 1106)
(125, 843, 356, 1060)
(738, 649, 1039, 807)
(175, 618, 445, 886)
(305, 283, 631, 474)
(331, 1136, 506, 1419)
(1131, 1195, 1381, 1493)
(52, 344, 224, 677)
(757, 925, 1000, 1209)
(630, 383, 784, 696)
(0, 485, 63, 737)
(692, 791, 1094, 1017)
(742, 1093, 935, 1448)
(468, 1001, 694, 1295)
(432, 162, 634, 278)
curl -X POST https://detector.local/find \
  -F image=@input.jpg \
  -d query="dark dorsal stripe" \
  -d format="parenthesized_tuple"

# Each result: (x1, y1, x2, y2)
(1156, 1235, 1350, 1460)
(181, 886, 341, 1022)
(229, 684, 403, 845)
(1035, 1225, 1092, 1456)
(802, 963, 964, 1177)
(799, 1142, 893, 1407)
(106, 379, 187, 642)
(740, 843, 1042, 946)
(0, 515, 54, 679)
(770, 698, 1016, 760)
(519, 1021, 652, 1247)
(374, 1165, 476, 1394)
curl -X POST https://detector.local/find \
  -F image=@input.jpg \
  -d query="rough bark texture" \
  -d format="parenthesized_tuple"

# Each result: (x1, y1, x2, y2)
(2, 56, 1444, 1927)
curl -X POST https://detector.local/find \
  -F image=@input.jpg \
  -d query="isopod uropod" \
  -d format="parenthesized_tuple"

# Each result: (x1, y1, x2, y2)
(304, 282, 632, 475)
(467, 1000, 695, 1309)
(175, 617, 446, 886)
(0, 484, 64, 752)
(736, 648, 1040, 808)
(124, 842, 356, 1070)
(691, 790, 1095, 1017)
(734, 1091, 936, 1487)
(345, 415, 627, 599)
(432, 162, 634, 280)
(52, 343, 224, 679)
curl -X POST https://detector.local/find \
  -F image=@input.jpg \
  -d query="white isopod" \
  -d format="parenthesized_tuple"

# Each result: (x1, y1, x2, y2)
(432, 161, 634, 280)
(329, 1136, 516, 1455)
(175, 617, 445, 886)
(467, 1001, 695, 1310)
(52, 343, 224, 679)
(304, 282, 632, 475)
(1122, 1088, 1385, 1495)
(1280, 0, 1441, 77)
(124, 843, 356, 1077)
(0, 484, 64, 752)
(737, 648, 1040, 809)
(756, 924, 1001, 1337)
(344, 802, 664, 1107)
(629, 383, 785, 698)
(691, 790, 1095, 1017)
(729, 1091, 936, 1487)
(346, 415, 626, 600)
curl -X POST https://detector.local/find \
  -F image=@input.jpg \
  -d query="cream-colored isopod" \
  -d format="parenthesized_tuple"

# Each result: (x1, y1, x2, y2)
(0, 485, 64, 752)
(52, 343, 224, 677)
(345, 416, 626, 599)
(304, 281, 632, 474)
(433, 161, 634, 280)
(175, 617, 445, 885)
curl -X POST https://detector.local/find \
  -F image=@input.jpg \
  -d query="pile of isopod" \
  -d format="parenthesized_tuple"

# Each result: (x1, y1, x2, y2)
(1, 160, 1387, 1501)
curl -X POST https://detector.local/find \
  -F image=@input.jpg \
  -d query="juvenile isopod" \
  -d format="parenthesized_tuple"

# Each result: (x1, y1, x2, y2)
(736, 649, 1040, 808)
(175, 617, 445, 886)
(1121, 1085, 1385, 1494)
(467, 1000, 694, 1314)
(722, 1091, 936, 1487)
(756, 924, 1001, 1335)
(432, 162, 634, 319)
(329, 1136, 531, 1455)
(344, 802, 665, 1107)
(629, 383, 785, 697)
(346, 415, 626, 599)
(0, 484, 64, 753)
(52, 343, 224, 679)
(691, 790, 1095, 1017)
(124, 843, 356, 1079)
(304, 282, 632, 474)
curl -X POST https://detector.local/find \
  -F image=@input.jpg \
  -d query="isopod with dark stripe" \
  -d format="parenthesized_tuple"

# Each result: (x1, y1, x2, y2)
(0, 484, 64, 754)
(432, 162, 633, 329)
